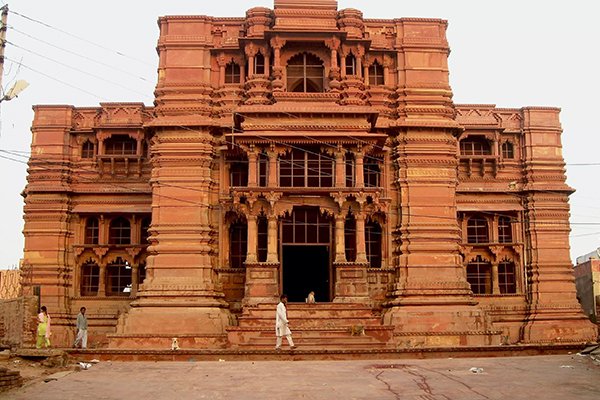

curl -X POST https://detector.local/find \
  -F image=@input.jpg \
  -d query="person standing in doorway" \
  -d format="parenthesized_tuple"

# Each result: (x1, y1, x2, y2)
(36, 306, 51, 349)
(275, 294, 296, 351)
(73, 307, 88, 349)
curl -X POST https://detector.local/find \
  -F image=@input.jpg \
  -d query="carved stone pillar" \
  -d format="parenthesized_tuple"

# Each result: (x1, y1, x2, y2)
(246, 214, 258, 264)
(334, 148, 345, 188)
(267, 150, 278, 187)
(355, 212, 368, 264)
(355, 150, 365, 188)
(131, 264, 139, 296)
(334, 213, 346, 263)
(98, 262, 106, 296)
(267, 214, 278, 263)
(491, 263, 500, 295)
(247, 148, 258, 187)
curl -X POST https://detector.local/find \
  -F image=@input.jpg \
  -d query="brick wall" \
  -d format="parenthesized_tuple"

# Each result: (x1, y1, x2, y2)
(0, 296, 38, 348)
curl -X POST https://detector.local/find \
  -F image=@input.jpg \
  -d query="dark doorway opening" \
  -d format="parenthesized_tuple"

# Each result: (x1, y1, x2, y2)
(282, 245, 330, 302)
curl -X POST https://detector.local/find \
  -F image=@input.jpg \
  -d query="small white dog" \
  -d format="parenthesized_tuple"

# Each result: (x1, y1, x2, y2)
(171, 337, 180, 350)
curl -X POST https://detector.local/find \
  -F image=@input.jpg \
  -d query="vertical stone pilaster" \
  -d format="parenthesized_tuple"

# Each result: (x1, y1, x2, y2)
(266, 214, 278, 263)
(246, 214, 258, 264)
(334, 213, 346, 263)
(355, 212, 368, 264)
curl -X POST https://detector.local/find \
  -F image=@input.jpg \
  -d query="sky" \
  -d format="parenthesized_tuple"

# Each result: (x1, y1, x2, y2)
(1, 0, 599, 268)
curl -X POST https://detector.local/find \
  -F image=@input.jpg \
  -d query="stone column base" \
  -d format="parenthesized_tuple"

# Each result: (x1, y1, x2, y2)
(333, 262, 371, 304)
(521, 306, 598, 344)
(243, 262, 280, 307)
(383, 305, 502, 347)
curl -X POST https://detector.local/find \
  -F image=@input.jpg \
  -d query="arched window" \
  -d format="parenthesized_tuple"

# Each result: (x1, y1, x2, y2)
(225, 61, 241, 84)
(502, 142, 514, 159)
(230, 222, 247, 268)
(467, 216, 489, 244)
(80, 260, 99, 296)
(366, 220, 382, 268)
(345, 213, 357, 262)
(345, 53, 357, 76)
(84, 217, 99, 245)
(279, 148, 333, 187)
(345, 152, 355, 187)
(106, 257, 132, 296)
(109, 217, 131, 245)
(287, 53, 324, 93)
(466, 255, 492, 294)
(368, 61, 384, 86)
(498, 259, 517, 294)
(254, 52, 265, 75)
(460, 137, 491, 156)
(498, 216, 512, 243)
(81, 140, 94, 159)
(364, 156, 382, 188)
(257, 215, 268, 262)
(140, 216, 151, 244)
(104, 135, 137, 156)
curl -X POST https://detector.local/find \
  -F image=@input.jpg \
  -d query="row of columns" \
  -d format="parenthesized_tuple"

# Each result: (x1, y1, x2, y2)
(240, 147, 370, 188)
(243, 211, 370, 266)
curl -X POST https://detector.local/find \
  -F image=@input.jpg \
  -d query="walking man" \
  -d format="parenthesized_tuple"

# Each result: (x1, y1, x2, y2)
(73, 307, 88, 349)
(275, 294, 296, 351)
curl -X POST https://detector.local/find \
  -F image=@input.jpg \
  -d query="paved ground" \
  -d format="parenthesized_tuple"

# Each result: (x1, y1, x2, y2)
(4, 354, 600, 400)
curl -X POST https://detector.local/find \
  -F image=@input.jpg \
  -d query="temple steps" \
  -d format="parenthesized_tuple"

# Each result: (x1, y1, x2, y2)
(227, 302, 394, 350)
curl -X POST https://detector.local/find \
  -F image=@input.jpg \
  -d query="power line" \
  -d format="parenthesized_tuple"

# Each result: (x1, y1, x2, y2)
(8, 8, 153, 67)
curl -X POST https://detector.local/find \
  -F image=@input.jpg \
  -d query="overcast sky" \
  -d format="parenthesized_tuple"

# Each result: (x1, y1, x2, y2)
(1, 0, 599, 268)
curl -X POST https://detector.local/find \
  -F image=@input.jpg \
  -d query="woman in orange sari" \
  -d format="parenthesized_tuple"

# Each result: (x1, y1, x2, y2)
(36, 306, 51, 349)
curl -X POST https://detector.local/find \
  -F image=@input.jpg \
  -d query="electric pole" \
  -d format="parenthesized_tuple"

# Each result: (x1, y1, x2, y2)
(0, 4, 8, 94)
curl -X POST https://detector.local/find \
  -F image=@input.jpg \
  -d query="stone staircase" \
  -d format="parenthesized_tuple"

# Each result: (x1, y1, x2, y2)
(227, 303, 395, 350)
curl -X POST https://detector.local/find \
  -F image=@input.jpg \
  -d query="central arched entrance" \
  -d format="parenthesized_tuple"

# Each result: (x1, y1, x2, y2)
(281, 206, 332, 302)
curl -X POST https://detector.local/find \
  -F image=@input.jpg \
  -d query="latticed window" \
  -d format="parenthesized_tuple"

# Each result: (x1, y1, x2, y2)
(467, 216, 489, 244)
(106, 257, 132, 296)
(257, 216, 268, 262)
(85, 217, 99, 245)
(345, 152, 355, 187)
(287, 53, 324, 93)
(109, 217, 131, 245)
(344, 214, 356, 262)
(345, 54, 357, 76)
(369, 61, 384, 86)
(230, 222, 247, 268)
(498, 216, 513, 243)
(366, 220, 382, 268)
(466, 255, 492, 294)
(230, 162, 248, 187)
(81, 140, 94, 159)
(258, 151, 268, 187)
(225, 61, 241, 84)
(460, 137, 491, 155)
(254, 52, 265, 75)
(104, 135, 137, 155)
(279, 148, 333, 187)
(502, 142, 514, 159)
(499, 260, 517, 294)
(364, 156, 381, 188)
(281, 207, 330, 244)
(80, 261, 99, 296)
(140, 216, 151, 244)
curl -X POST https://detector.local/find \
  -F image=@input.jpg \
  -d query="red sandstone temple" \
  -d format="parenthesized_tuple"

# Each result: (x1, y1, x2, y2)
(22, 0, 596, 350)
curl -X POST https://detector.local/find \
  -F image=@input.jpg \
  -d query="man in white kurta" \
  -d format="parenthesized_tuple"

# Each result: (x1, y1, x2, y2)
(275, 294, 296, 350)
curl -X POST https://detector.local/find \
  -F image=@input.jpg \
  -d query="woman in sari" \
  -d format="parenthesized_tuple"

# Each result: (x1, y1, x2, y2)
(36, 306, 51, 349)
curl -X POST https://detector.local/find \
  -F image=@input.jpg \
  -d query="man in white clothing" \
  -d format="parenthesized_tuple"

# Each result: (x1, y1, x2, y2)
(275, 294, 296, 351)
(73, 307, 88, 349)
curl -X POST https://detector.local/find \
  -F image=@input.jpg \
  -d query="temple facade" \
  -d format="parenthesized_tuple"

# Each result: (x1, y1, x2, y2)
(22, 0, 596, 349)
